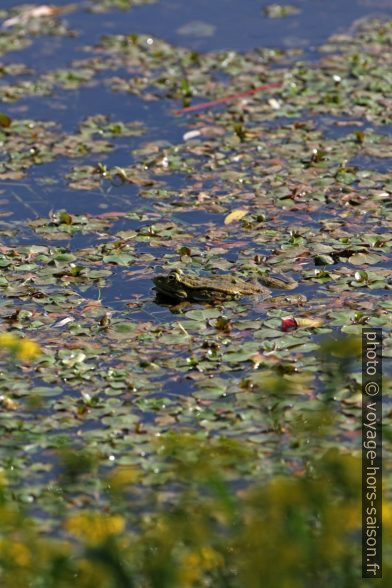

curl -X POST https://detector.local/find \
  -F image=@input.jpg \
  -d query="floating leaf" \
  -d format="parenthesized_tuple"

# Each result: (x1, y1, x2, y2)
(224, 209, 248, 225)
(30, 386, 63, 397)
(0, 113, 12, 128)
(348, 252, 384, 265)
(264, 4, 300, 18)
(295, 317, 325, 328)
(102, 254, 134, 266)
(177, 20, 216, 37)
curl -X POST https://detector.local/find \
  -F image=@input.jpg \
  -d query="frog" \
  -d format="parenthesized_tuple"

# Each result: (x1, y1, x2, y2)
(258, 272, 298, 290)
(153, 269, 299, 303)
(153, 269, 267, 302)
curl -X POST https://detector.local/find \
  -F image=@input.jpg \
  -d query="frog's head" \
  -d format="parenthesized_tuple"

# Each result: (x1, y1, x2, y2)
(153, 269, 187, 299)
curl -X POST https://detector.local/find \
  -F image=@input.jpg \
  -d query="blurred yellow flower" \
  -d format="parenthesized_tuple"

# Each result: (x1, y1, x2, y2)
(0, 470, 8, 488)
(178, 552, 202, 586)
(16, 339, 41, 360)
(200, 546, 223, 570)
(383, 500, 392, 533)
(177, 546, 223, 586)
(9, 542, 32, 567)
(65, 513, 125, 545)
(0, 332, 41, 361)
(0, 332, 18, 349)
(107, 465, 140, 491)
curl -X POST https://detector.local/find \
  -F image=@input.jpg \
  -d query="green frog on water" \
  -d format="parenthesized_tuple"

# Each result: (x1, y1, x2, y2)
(153, 269, 301, 303)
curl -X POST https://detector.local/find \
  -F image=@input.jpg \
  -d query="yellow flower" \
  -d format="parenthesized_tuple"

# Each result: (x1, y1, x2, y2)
(0, 332, 19, 351)
(0, 333, 41, 360)
(177, 547, 223, 586)
(65, 513, 125, 545)
(200, 546, 223, 570)
(177, 552, 202, 586)
(107, 465, 140, 491)
(9, 541, 32, 567)
(0, 469, 8, 487)
(383, 500, 392, 533)
(15, 338, 41, 360)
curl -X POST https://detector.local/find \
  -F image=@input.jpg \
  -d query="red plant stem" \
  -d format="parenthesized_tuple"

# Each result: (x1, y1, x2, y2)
(173, 81, 282, 115)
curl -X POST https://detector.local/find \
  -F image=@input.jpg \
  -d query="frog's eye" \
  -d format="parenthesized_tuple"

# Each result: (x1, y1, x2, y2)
(168, 269, 182, 280)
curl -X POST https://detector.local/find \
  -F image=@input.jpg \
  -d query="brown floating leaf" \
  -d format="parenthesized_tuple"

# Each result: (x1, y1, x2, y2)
(0, 113, 11, 128)
(3, 5, 67, 28)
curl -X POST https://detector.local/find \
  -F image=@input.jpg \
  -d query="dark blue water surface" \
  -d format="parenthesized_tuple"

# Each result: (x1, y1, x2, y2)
(1, 0, 391, 217)
(3, 0, 389, 55)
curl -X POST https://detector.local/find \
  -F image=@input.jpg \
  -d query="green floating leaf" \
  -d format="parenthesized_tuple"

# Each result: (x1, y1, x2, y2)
(30, 386, 63, 397)
(264, 4, 300, 18)
(112, 322, 137, 333)
(59, 212, 73, 225)
(348, 252, 383, 265)
(177, 20, 216, 37)
(314, 255, 335, 266)
(184, 309, 221, 321)
(54, 253, 76, 262)
(103, 254, 134, 266)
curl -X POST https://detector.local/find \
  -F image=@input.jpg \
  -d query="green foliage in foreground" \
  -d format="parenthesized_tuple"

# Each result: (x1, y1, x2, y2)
(0, 337, 390, 587)
(0, 436, 390, 587)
